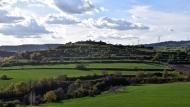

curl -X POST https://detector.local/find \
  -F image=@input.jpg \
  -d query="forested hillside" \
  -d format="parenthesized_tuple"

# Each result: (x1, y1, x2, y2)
(0, 40, 190, 67)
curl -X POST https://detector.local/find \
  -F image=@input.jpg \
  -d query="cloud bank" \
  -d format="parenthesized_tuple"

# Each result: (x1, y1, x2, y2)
(83, 17, 149, 31)
(53, 0, 95, 14)
(0, 9, 24, 23)
(0, 0, 190, 45)
(0, 19, 51, 37)
(46, 14, 80, 25)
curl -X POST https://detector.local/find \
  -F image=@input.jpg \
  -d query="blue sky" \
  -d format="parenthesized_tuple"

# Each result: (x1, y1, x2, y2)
(0, 0, 189, 45)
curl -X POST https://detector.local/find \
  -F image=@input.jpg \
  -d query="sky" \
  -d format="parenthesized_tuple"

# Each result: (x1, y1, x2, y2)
(0, 0, 190, 45)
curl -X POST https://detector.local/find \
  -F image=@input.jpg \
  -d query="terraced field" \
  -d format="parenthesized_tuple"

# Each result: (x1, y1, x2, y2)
(0, 62, 169, 89)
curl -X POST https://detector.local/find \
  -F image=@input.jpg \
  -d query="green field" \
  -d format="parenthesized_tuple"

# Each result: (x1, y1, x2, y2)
(32, 82, 190, 107)
(0, 62, 169, 89)
(2, 63, 168, 69)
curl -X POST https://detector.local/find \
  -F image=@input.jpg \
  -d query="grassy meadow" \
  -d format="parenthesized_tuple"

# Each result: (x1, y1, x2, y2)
(31, 82, 190, 107)
(0, 62, 169, 89)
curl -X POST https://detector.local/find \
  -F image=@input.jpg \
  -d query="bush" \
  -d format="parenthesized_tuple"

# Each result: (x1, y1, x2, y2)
(54, 88, 65, 100)
(163, 70, 169, 78)
(0, 100, 3, 107)
(56, 75, 67, 81)
(187, 73, 190, 80)
(136, 71, 145, 78)
(0, 75, 9, 80)
(43, 91, 57, 102)
(75, 64, 88, 70)
(0, 100, 19, 107)
(14, 81, 29, 94)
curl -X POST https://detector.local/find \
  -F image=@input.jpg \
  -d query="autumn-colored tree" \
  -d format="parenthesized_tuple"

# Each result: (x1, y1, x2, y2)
(14, 81, 29, 94)
(43, 91, 57, 102)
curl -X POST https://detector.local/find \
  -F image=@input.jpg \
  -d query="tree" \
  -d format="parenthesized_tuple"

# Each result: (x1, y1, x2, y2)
(163, 69, 169, 78)
(167, 54, 175, 64)
(30, 52, 42, 62)
(152, 52, 161, 61)
(43, 91, 57, 102)
(187, 73, 190, 80)
(0, 75, 9, 80)
(14, 81, 29, 94)
(56, 75, 67, 81)
(54, 88, 65, 100)
(67, 79, 82, 98)
(37, 78, 50, 87)
(136, 71, 145, 78)
(5, 83, 15, 91)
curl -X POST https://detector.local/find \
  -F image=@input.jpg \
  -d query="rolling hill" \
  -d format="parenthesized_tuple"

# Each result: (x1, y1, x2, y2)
(145, 40, 190, 48)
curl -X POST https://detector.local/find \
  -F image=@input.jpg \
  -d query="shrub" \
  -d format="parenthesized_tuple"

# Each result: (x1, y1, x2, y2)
(56, 75, 68, 81)
(113, 71, 122, 76)
(0, 75, 9, 80)
(75, 64, 88, 70)
(54, 88, 65, 100)
(136, 71, 145, 78)
(0, 100, 19, 107)
(14, 81, 29, 94)
(67, 79, 82, 98)
(0, 100, 3, 107)
(5, 83, 15, 91)
(163, 70, 169, 78)
(102, 71, 109, 76)
(187, 73, 190, 80)
(43, 91, 57, 102)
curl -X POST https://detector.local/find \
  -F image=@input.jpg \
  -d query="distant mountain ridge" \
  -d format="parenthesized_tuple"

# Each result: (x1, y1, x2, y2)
(0, 44, 63, 53)
(145, 40, 190, 48)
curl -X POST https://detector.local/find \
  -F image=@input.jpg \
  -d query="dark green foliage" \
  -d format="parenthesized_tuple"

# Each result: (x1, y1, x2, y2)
(136, 71, 145, 78)
(54, 88, 65, 100)
(152, 53, 161, 61)
(0, 75, 10, 80)
(75, 64, 88, 70)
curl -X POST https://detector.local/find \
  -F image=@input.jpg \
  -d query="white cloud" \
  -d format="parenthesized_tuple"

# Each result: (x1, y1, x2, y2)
(46, 14, 80, 25)
(0, 9, 24, 23)
(53, 0, 96, 14)
(0, 1, 189, 45)
(0, 19, 51, 37)
(0, 0, 17, 9)
(83, 17, 149, 31)
(128, 5, 190, 43)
